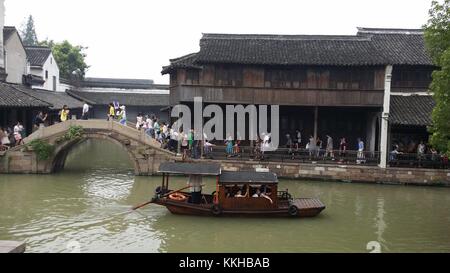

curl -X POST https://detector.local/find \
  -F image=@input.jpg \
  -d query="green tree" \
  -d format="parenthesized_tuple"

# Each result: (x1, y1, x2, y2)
(20, 15, 39, 46)
(40, 40, 89, 80)
(424, 0, 450, 155)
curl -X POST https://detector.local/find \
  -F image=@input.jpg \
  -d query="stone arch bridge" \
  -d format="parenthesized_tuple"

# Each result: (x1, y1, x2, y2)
(0, 120, 178, 175)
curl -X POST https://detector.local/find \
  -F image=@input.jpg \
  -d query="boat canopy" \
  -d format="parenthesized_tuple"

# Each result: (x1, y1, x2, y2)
(158, 162, 221, 176)
(219, 171, 278, 185)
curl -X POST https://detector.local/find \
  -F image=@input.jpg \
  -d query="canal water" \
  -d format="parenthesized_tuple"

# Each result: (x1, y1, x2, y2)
(1, 139, 450, 253)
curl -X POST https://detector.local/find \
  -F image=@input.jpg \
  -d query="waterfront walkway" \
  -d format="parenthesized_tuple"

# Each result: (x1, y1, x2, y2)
(0, 120, 449, 186)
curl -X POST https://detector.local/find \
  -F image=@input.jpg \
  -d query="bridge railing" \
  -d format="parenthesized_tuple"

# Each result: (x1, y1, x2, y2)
(23, 120, 169, 153)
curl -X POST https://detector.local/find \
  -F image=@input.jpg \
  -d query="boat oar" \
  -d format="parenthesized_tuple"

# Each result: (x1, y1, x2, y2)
(131, 200, 154, 211)
(131, 185, 192, 211)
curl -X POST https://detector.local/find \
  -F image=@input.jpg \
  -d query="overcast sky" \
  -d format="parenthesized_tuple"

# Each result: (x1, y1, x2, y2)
(4, 0, 434, 84)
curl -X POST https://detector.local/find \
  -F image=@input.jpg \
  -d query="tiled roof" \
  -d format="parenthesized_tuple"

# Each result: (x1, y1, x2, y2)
(67, 90, 170, 106)
(3, 26, 17, 42)
(390, 95, 435, 126)
(163, 28, 433, 72)
(161, 53, 200, 74)
(81, 77, 157, 89)
(0, 82, 51, 108)
(15, 87, 84, 110)
(25, 46, 52, 67)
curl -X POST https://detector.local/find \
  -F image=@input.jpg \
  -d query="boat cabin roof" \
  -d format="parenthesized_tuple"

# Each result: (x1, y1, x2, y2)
(158, 162, 221, 175)
(219, 171, 278, 185)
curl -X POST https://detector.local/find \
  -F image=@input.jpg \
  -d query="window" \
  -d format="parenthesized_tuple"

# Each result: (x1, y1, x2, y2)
(45, 70, 49, 79)
(329, 68, 374, 90)
(50, 57, 53, 64)
(264, 68, 307, 88)
(214, 65, 243, 86)
(53, 76, 57, 91)
(392, 68, 432, 88)
(185, 69, 199, 85)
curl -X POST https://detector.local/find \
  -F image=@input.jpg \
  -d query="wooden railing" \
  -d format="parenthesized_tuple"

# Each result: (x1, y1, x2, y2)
(200, 146, 381, 166)
(166, 143, 449, 169)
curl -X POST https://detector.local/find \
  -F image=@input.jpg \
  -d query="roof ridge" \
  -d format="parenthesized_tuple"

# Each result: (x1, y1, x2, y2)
(202, 33, 372, 41)
(66, 90, 96, 105)
(357, 27, 424, 35)
(169, 52, 198, 62)
(25, 45, 52, 49)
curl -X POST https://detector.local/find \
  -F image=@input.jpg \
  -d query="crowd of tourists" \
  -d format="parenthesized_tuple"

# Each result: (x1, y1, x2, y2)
(0, 122, 26, 151)
(134, 114, 211, 160)
(390, 141, 448, 166)
(282, 132, 366, 164)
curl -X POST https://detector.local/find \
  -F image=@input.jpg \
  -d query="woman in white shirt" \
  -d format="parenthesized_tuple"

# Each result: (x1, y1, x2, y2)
(13, 122, 24, 145)
(0, 127, 11, 148)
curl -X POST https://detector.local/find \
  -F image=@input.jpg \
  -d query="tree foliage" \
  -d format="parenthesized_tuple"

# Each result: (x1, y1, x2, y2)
(20, 15, 39, 46)
(40, 40, 89, 80)
(424, 0, 450, 154)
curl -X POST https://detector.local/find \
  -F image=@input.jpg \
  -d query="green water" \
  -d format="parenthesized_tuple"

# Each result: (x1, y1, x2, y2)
(0, 139, 450, 253)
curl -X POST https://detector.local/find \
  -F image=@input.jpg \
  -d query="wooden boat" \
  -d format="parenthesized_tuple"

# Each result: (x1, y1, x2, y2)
(151, 162, 325, 218)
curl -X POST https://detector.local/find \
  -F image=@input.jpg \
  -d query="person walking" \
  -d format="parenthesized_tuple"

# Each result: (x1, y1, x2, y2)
(295, 130, 302, 150)
(82, 101, 90, 120)
(325, 135, 334, 160)
(356, 138, 365, 164)
(308, 135, 316, 159)
(107, 103, 115, 121)
(188, 129, 194, 156)
(59, 105, 70, 122)
(339, 137, 347, 163)
(417, 141, 426, 166)
(118, 105, 127, 125)
(225, 136, 234, 158)
(13, 122, 24, 146)
(316, 137, 323, 158)
(136, 113, 144, 130)
(0, 127, 11, 150)
(286, 134, 294, 158)
(153, 118, 160, 139)
(181, 129, 189, 160)
(33, 111, 47, 132)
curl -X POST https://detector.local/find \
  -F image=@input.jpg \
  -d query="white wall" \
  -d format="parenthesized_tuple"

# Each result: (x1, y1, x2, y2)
(31, 52, 61, 91)
(5, 32, 28, 84)
(80, 86, 169, 94)
(42, 52, 60, 91)
(0, 0, 5, 69)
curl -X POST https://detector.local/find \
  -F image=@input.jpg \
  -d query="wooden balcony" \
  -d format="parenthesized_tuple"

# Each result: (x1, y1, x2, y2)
(170, 84, 384, 107)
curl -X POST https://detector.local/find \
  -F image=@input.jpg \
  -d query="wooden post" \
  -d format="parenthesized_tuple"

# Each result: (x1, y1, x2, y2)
(313, 106, 318, 140)
(214, 175, 220, 205)
(379, 65, 393, 168)
(162, 173, 165, 190)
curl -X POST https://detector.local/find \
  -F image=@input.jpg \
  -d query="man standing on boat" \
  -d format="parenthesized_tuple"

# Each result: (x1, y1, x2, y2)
(188, 174, 203, 204)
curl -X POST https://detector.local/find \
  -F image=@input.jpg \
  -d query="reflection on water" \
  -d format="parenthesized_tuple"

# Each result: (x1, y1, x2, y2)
(1, 139, 450, 253)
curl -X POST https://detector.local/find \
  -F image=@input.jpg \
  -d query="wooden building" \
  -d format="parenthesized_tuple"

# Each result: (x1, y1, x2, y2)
(0, 82, 51, 135)
(162, 28, 436, 166)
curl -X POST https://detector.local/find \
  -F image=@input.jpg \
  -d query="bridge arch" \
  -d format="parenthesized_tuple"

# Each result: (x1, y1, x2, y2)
(19, 120, 177, 175)
(50, 132, 141, 173)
